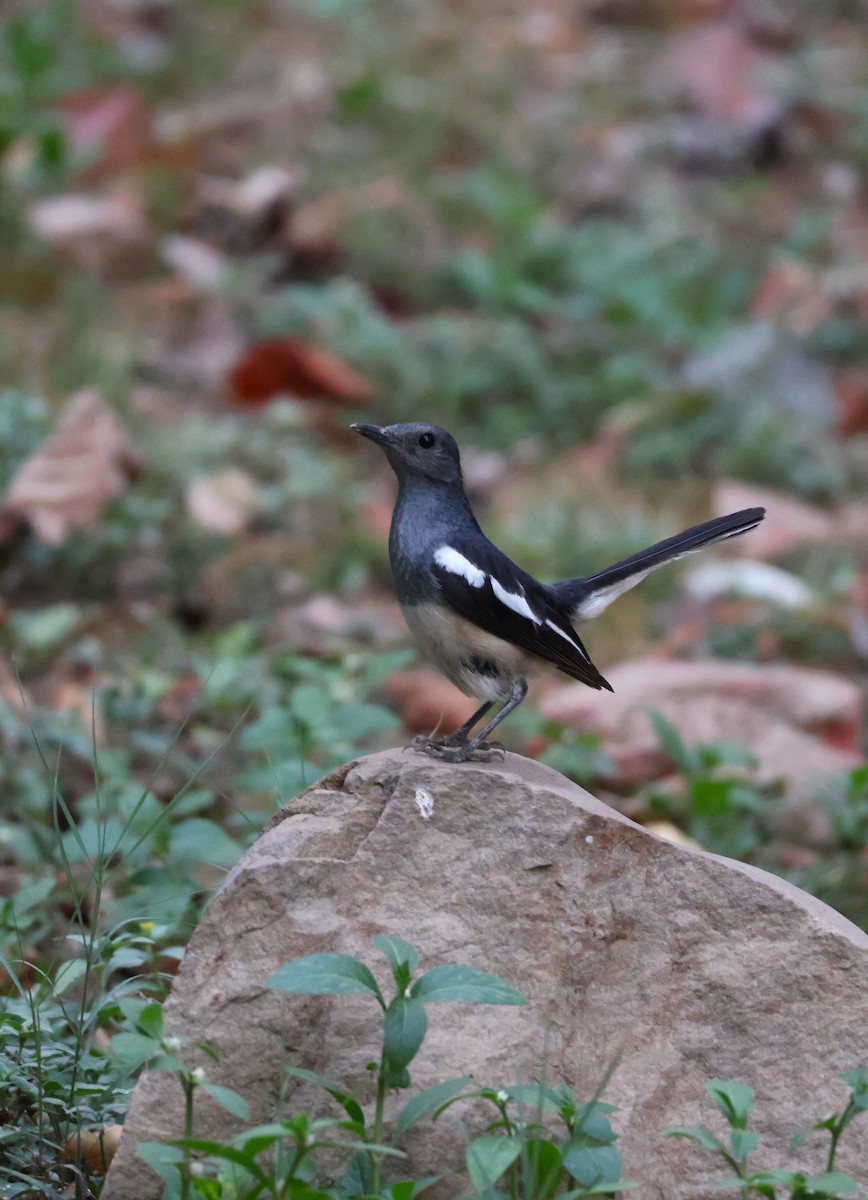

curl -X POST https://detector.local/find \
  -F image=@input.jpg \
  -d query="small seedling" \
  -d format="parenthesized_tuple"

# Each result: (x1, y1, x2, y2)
(665, 1071, 868, 1199)
(644, 709, 778, 860)
(266, 935, 526, 1194)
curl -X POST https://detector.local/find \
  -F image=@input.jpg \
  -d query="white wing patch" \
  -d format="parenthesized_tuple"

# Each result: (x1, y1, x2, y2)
(491, 577, 541, 625)
(545, 618, 589, 660)
(434, 545, 485, 588)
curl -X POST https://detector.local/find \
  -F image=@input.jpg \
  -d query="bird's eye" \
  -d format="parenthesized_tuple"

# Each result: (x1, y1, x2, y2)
(418, 431, 436, 449)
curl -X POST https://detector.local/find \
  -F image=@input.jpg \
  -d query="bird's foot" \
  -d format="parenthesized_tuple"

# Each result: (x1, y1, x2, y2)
(406, 734, 504, 763)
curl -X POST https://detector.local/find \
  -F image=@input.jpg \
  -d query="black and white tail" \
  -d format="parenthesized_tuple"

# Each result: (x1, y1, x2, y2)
(549, 507, 766, 622)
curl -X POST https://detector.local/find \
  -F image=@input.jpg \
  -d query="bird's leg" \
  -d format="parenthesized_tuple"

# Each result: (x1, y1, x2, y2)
(413, 679, 528, 763)
(438, 701, 495, 746)
(464, 677, 527, 755)
(408, 700, 493, 757)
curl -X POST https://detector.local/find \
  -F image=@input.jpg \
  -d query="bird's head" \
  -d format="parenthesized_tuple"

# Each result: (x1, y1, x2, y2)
(351, 422, 464, 488)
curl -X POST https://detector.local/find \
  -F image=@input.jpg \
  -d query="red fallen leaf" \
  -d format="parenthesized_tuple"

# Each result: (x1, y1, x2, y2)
(835, 368, 868, 437)
(229, 338, 373, 407)
(59, 85, 151, 179)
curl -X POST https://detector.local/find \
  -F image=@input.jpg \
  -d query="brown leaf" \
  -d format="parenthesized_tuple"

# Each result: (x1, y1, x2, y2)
(383, 668, 479, 735)
(712, 480, 835, 557)
(4, 390, 138, 547)
(186, 468, 260, 535)
(750, 259, 833, 335)
(65, 1124, 123, 1172)
(658, 20, 780, 124)
(28, 189, 151, 279)
(835, 368, 868, 437)
(228, 338, 373, 407)
(59, 85, 151, 179)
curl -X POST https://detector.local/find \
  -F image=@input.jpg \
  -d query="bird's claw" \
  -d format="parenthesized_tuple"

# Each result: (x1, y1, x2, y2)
(406, 734, 505, 763)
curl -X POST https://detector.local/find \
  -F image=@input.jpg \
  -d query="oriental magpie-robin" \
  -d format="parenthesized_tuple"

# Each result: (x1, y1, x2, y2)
(353, 422, 765, 762)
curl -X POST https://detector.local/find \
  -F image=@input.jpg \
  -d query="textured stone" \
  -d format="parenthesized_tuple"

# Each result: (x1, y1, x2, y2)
(105, 751, 868, 1199)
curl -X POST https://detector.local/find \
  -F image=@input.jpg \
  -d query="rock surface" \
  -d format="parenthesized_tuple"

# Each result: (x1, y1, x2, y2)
(105, 750, 868, 1199)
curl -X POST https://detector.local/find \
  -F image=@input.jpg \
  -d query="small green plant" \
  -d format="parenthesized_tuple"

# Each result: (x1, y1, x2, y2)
(666, 1073, 868, 1199)
(265, 935, 526, 1197)
(0, 922, 165, 1197)
(817, 768, 868, 854)
(401, 1075, 631, 1198)
(138, 938, 628, 1198)
(643, 710, 779, 860)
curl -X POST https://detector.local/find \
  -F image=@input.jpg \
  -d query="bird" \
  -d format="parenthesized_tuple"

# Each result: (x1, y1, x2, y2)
(352, 421, 765, 763)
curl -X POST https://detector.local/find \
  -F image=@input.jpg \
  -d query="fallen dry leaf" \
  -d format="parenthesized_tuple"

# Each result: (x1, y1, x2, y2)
(3, 390, 138, 547)
(65, 1124, 123, 1172)
(657, 20, 781, 124)
(644, 820, 703, 851)
(160, 235, 229, 290)
(835, 368, 868, 436)
(751, 259, 833, 335)
(228, 338, 374, 407)
(383, 668, 479, 735)
(186, 467, 261, 535)
(712, 480, 835, 557)
(51, 681, 107, 747)
(28, 189, 151, 278)
(59, 85, 151, 179)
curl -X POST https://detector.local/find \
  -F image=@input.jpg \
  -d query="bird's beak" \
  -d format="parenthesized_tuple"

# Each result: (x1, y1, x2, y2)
(351, 423, 392, 446)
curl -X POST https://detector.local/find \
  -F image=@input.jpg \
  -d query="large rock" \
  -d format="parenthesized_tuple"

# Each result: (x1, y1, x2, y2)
(105, 751, 868, 1199)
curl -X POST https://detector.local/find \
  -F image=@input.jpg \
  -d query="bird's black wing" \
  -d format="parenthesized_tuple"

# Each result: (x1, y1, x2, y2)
(429, 537, 612, 691)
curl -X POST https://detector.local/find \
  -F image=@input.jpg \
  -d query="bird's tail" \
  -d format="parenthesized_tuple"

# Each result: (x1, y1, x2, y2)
(550, 507, 766, 621)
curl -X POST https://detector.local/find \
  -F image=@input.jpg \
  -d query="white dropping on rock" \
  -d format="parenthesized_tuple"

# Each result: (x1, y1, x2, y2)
(414, 788, 434, 820)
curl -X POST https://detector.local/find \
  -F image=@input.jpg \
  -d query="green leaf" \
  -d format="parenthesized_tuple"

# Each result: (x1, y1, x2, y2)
(411, 965, 526, 1006)
(136, 1142, 184, 1193)
(562, 1142, 622, 1187)
(168, 1139, 269, 1182)
(169, 818, 242, 869)
(138, 1002, 164, 1040)
(341, 1151, 374, 1196)
(111, 1031, 162, 1069)
(521, 1137, 564, 1199)
(193, 1179, 223, 1200)
(267, 953, 385, 1006)
(387, 1179, 439, 1199)
(664, 1125, 729, 1156)
(706, 1079, 754, 1128)
(373, 934, 420, 976)
(803, 1172, 859, 1195)
(51, 957, 89, 996)
(396, 1076, 473, 1135)
(501, 1082, 565, 1114)
(383, 997, 428, 1080)
(284, 1066, 366, 1125)
(843, 1067, 868, 1110)
(729, 1128, 760, 1160)
(200, 1080, 250, 1120)
(647, 708, 695, 774)
(466, 1135, 522, 1190)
